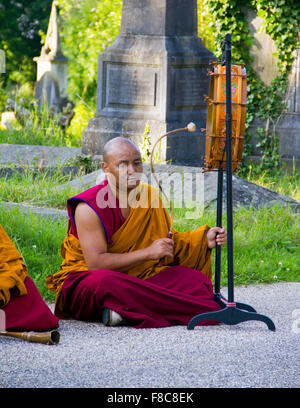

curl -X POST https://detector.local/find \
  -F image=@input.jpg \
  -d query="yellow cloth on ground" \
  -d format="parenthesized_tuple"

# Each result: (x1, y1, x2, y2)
(0, 224, 28, 307)
(46, 183, 212, 317)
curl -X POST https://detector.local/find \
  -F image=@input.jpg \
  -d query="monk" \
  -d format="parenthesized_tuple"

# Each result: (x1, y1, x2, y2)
(0, 223, 59, 331)
(46, 137, 227, 329)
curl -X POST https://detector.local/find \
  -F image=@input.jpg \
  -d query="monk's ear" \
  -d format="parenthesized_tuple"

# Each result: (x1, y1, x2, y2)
(101, 161, 109, 173)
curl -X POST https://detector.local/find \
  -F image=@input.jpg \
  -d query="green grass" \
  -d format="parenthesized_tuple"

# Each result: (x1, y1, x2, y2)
(0, 127, 65, 147)
(0, 117, 80, 147)
(0, 168, 82, 209)
(0, 163, 298, 302)
(0, 206, 67, 302)
(0, 101, 82, 147)
(237, 164, 300, 202)
(0, 163, 299, 211)
(173, 205, 300, 287)
(0, 93, 94, 148)
(0, 204, 298, 304)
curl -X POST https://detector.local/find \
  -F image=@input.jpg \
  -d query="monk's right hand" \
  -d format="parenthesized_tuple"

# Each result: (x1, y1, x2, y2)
(146, 238, 174, 260)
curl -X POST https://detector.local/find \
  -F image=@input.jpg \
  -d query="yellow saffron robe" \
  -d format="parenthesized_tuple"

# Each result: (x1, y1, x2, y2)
(0, 224, 28, 308)
(46, 183, 212, 317)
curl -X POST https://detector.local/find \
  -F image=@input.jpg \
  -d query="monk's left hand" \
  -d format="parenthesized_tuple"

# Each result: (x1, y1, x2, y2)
(207, 227, 227, 249)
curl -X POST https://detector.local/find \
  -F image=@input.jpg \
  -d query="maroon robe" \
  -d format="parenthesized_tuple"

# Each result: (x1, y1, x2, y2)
(3, 276, 59, 331)
(59, 180, 221, 328)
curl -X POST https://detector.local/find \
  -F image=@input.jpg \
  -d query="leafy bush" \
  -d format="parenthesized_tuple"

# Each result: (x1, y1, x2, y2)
(65, 101, 95, 147)
(56, 0, 122, 106)
(0, 85, 8, 113)
(0, 0, 52, 86)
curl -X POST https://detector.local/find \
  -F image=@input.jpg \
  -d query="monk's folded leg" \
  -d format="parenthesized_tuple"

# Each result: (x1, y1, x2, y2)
(61, 266, 221, 329)
(3, 276, 59, 331)
(1, 223, 59, 331)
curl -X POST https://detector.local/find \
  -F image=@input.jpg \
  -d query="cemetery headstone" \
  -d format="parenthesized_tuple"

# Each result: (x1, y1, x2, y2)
(34, 1, 68, 112)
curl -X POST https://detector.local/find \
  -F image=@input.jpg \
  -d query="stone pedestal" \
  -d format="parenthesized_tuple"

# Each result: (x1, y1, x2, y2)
(82, 0, 216, 166)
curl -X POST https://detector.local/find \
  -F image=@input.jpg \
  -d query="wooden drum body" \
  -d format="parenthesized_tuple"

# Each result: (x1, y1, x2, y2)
(203, 62, 247, 172)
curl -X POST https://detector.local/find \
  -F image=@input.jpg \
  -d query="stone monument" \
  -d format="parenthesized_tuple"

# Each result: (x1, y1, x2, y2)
(246, 8, 279, 86)
(82, 0, 216, 166)
(34, 1, 68, 112)
(244, 8, 300, 168)
(275, 33, 300, 166)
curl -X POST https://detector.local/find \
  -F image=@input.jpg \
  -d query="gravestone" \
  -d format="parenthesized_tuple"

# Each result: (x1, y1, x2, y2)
(247, 33, 300, 168)
(34, 1, 68, 112)
(244, 9, 300, 168)
(276, 33, 300, 164)
(245, 8, 279, 86)
(82, 0, 215, 166)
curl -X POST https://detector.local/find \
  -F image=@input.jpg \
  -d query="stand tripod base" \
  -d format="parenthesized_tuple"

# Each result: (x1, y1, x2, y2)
(214, 293, 257, 313)
(187, 294, 276, 332)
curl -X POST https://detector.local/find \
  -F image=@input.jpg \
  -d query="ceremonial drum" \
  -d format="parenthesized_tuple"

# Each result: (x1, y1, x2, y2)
(203, 62, 247, 172)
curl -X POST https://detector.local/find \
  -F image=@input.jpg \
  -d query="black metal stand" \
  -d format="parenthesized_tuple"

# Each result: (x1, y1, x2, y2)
(187, 34, 275, 332)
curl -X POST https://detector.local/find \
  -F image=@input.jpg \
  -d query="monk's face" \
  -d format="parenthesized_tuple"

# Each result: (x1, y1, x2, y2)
(102, 143, 143, 192)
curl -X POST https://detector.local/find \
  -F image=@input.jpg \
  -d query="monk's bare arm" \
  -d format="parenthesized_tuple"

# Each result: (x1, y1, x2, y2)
(74, 203, 173, 272)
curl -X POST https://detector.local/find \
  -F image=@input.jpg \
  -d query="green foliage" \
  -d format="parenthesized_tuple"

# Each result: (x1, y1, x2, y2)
(198, 0, 253, 63)
(0, 0, 52, 86)
(65, 101, 95, 147)
(0, 84, 8, 112)
(197, 0, 300, 173)
(139, 122, 163, 164)
(139, 122, 152, 162)
(197, 1, 216, 52)
(56, 0, 122, 106)
(255, 0, 300, 71)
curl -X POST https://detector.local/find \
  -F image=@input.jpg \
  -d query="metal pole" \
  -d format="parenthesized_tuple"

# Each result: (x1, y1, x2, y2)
(214, 168, 223, 294)
(225, 33, 234, 303)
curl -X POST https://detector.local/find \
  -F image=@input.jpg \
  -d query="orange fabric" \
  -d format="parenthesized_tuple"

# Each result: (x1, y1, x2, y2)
(108, 184, 212, 280)
(0, 224, 28, 308)
(46, 183, 212, 317)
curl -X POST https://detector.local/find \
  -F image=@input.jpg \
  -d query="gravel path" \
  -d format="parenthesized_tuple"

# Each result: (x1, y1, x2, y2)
(1, 282, 299, 388)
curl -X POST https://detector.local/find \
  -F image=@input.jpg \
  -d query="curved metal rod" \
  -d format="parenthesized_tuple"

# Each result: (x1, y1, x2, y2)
(149, 123, 197, 233)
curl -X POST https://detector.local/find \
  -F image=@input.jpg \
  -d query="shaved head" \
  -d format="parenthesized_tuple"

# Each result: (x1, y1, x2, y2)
(101, 137, 143, 192)
(103, 137, 140, 164)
